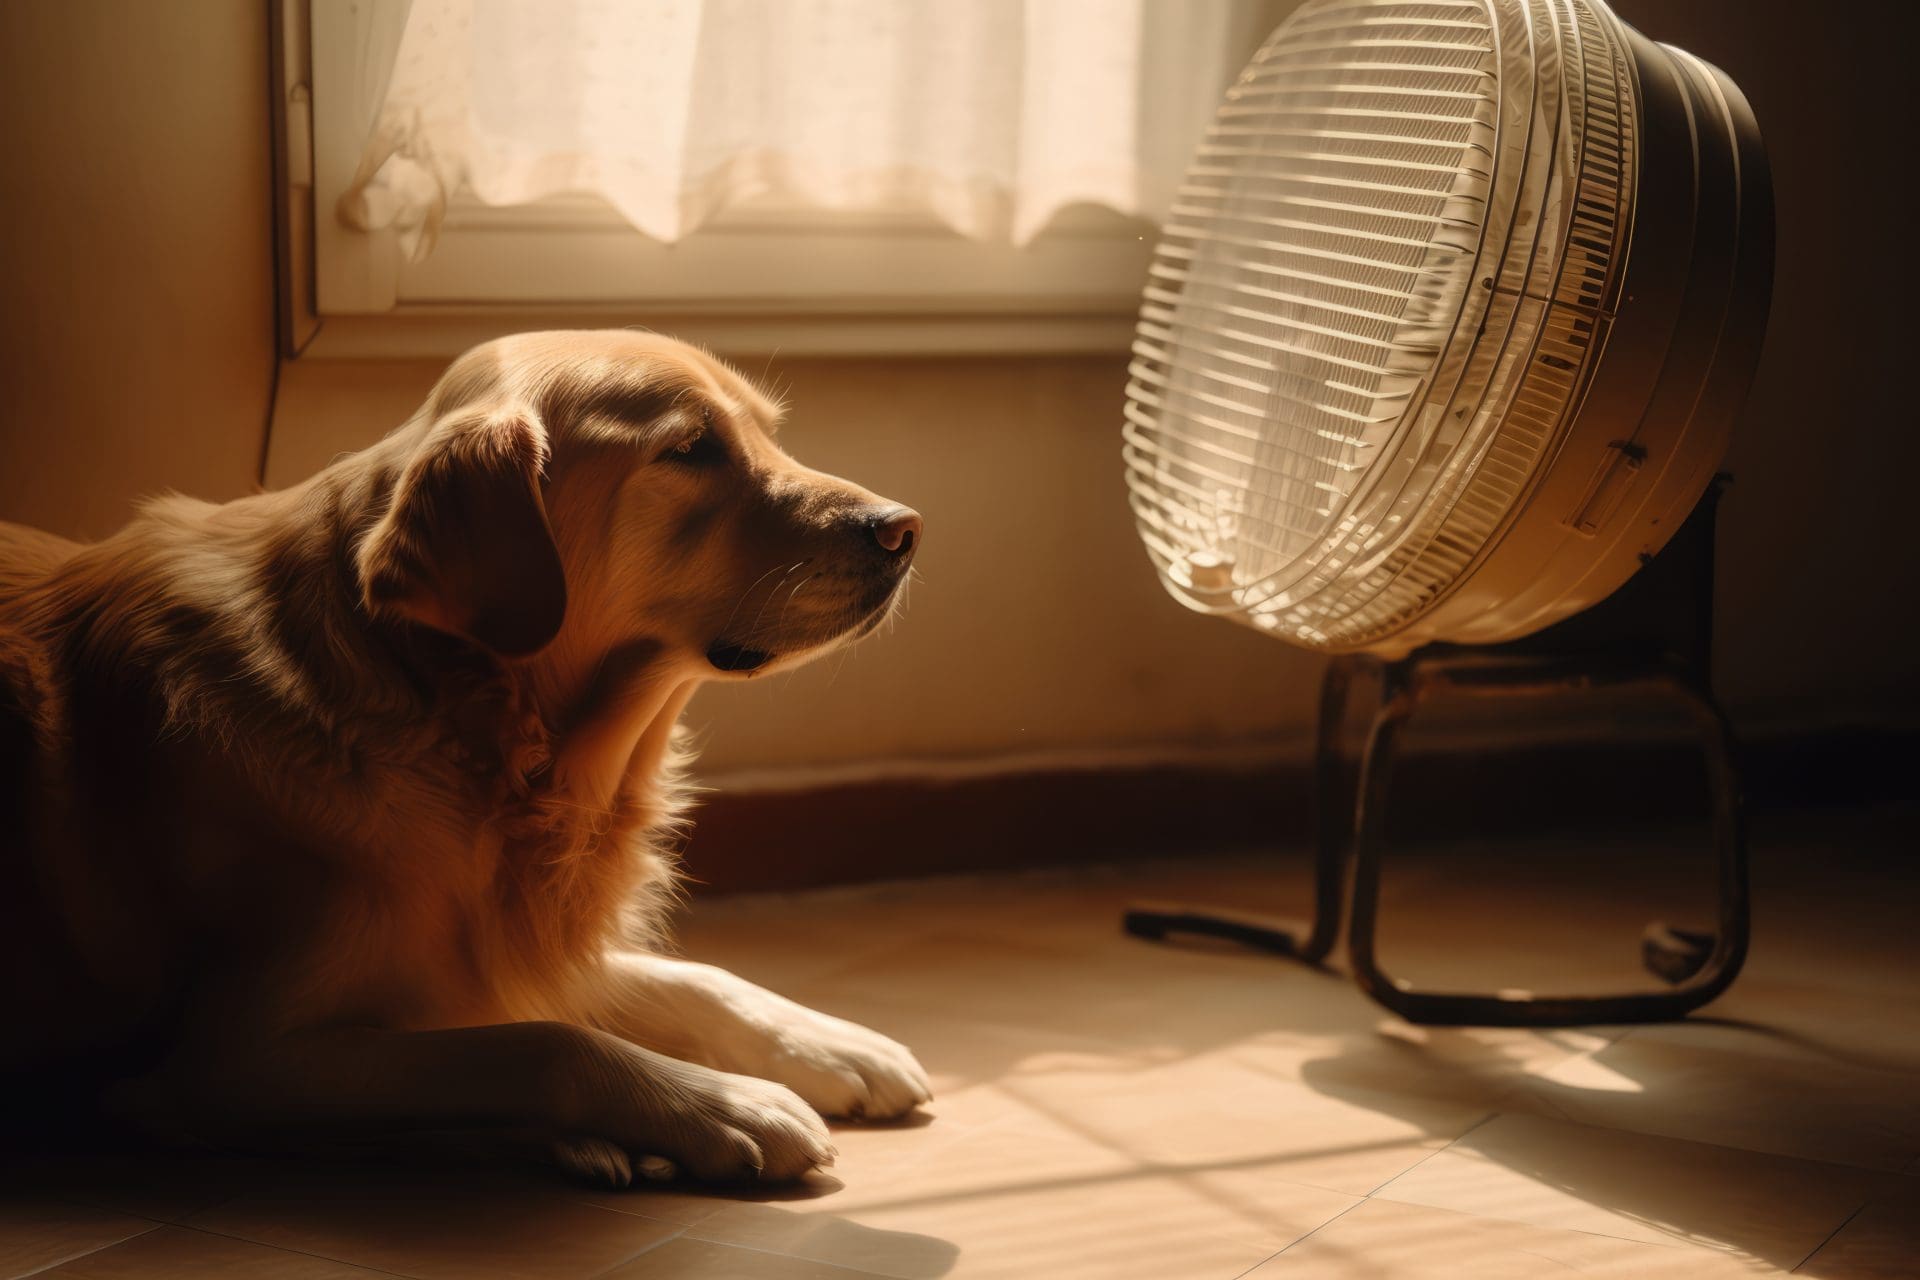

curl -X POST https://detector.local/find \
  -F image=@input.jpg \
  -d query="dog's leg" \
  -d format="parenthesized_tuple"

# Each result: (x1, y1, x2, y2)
(596, 953, 932, 1121)
(111, 1021, 833, 1185)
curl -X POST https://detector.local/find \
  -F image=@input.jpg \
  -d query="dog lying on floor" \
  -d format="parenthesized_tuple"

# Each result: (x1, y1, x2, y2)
(0, 330, 929, 1185)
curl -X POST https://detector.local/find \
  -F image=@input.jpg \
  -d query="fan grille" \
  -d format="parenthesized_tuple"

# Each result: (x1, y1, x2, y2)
(1125, 0, 1634, 650)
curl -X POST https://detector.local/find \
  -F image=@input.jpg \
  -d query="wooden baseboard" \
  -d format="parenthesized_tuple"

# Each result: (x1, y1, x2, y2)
(676, 725, 1918, 894)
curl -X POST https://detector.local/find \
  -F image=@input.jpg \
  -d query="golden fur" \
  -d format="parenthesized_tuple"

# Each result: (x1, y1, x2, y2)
(0, 331, 928, 1183)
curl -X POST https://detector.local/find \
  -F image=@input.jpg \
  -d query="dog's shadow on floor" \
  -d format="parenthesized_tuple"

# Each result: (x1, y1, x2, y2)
(0, 1127, 962, 1278)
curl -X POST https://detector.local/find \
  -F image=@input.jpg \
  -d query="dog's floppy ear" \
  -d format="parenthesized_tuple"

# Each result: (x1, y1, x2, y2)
(356, 406, 567, 657)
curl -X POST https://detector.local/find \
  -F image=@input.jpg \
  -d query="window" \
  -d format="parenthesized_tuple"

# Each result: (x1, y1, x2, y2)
(287, 0, 1285, 356)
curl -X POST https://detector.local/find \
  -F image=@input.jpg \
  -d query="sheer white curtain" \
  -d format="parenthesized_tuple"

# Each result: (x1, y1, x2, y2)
(339, 0, 1259, 260)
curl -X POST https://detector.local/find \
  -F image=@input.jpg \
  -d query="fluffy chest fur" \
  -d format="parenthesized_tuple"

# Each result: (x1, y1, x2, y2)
(0, 486, 691, 1059)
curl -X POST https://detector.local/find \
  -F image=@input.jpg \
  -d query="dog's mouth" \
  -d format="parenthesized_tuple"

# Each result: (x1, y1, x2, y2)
(705, 641, 775, 673)
(705, 575, 906, 675)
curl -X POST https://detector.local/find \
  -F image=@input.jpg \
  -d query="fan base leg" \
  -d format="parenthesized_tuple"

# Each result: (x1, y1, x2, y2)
(1122, 905, 1320, 958)
(1121, 651, 1749, 1027)
(1642, 922, 1718, 984)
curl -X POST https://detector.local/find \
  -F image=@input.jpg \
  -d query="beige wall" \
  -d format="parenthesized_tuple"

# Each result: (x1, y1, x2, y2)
(5, 0, 1915, 787)
(0, 1, 276, 538)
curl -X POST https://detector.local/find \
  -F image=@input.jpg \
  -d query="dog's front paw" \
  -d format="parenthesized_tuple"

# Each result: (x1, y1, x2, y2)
(562, 1037, 836, 1184)
(746, 1006, 933, 1122)
(664, 1066, 838, 1181)
(614, 957, 934, 1124)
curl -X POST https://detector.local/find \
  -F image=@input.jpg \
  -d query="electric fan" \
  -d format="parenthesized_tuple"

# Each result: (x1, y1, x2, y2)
(1120, 0, 1772, 1026)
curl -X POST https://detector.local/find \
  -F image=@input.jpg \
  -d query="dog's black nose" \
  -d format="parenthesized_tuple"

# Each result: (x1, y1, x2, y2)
(871, 507, 922, 557)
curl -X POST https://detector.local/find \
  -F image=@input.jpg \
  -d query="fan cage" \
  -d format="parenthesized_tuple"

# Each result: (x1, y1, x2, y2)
(1124, 0, 1636, 651)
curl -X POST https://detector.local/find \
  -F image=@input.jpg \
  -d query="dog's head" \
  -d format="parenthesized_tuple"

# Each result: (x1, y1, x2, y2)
(355, 330, 919, 684)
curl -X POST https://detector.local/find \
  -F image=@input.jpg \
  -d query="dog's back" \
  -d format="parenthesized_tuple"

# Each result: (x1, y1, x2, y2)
(0, 520, 78, 600)
(2, 510, 338, 1092)
(1, 513, 301, 1111)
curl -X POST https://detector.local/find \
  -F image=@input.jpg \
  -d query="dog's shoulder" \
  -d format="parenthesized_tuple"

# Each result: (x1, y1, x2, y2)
(0, 519, 76, 827)
(0, 523, 81, 1063)
(0, 585, 57, 796)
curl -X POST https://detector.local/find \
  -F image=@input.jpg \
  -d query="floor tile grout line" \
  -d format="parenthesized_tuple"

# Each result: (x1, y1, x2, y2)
(659, 1235, 907, 1279)
(137, 1184, 693, 1279)
(712, 1129, 1483, 1223)
(152, 1221, 421, 1279)
(47, 1195, 183, 1230)
(1363, 1107, 1889, 1262)
(1361, 1109, 1500, 1199)
(574, 1198, 715, 1230)
(1418, 1101, 1911, 1179)
(1227, 1197, 1368, 1278)
(1787, 1199, 1869, 1274)
(11, 1222, 163, 1280)
(582, 1224, 690, 1279)
(1306, 1193, 1800, 1259)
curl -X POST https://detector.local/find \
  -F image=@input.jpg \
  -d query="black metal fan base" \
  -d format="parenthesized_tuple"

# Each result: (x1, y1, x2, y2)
(1123, 481, 1748, 1027)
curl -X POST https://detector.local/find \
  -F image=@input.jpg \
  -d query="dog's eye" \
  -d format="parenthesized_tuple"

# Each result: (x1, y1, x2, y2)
(665, 427, 726, 468)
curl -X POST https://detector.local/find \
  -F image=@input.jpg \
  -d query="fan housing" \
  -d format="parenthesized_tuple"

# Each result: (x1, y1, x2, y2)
(1122, 0, 1771, 656)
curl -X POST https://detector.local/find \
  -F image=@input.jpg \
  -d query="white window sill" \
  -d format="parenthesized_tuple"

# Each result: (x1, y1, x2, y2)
(301, 197, 1151, 359)
(297, 307, 1140, 361)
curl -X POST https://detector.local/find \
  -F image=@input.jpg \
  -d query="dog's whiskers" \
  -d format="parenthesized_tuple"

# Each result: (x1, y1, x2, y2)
(716, 559, 806, 642)
(765, 572, 816, 642)
(737, 562, 805, 649)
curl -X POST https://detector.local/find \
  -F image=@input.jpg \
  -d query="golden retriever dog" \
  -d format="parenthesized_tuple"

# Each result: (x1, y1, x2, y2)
(0, 330, 929, 1185)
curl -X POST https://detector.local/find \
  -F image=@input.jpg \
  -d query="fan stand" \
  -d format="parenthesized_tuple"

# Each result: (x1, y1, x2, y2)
(1123, 479, 1749, 1027)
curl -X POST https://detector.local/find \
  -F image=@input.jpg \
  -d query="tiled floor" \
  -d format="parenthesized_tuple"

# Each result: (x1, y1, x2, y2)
(4, 808, 1916, 1278)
